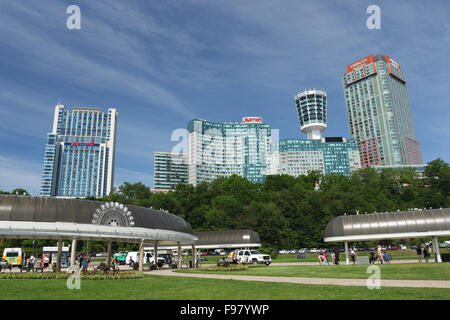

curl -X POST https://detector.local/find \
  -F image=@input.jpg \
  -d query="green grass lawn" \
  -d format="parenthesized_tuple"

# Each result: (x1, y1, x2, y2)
(0, 274, 449, 300)
(181, 262, 450, 281)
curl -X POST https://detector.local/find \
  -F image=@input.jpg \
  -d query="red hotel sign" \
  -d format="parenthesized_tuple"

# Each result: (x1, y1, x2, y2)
(242, 117, 262, 123)
(346, 55, 375, 73)
(72, 142, 94, 146)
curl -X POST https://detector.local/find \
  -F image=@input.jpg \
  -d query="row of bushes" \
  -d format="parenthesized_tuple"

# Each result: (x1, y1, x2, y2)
(0, 271, 144, 280)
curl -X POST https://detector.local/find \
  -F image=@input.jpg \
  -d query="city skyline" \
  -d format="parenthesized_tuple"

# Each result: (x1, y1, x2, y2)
(0, 1, 449, 194)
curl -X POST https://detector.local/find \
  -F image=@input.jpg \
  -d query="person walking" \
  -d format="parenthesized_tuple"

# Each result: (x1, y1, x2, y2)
(376, 245, 384, 264)
(416, 244, 422, 263)
(334, 248, 340, 265)
(423, 245, 429, 263)
(350, 248, 357, 265)
(29, 254, 35, 272)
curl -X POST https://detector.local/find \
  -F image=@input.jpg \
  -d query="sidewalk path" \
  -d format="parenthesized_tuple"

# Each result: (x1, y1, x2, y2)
(146, 269, 450, 289)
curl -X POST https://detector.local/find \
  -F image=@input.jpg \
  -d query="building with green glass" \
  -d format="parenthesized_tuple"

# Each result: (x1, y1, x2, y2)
(187, 117, 272, 185)
(153, 152, 188, 191)
(277, 137, 361, 177)
(343, 54, 423, 167)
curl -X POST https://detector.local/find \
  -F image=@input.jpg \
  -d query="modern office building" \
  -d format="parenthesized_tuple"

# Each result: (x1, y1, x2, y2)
(153, 152, 189, 191)
(188, 117, 272, 186)
(39, 104, 117, 198)
(294, 89, 327, 140)
(278, 137, 361, 177)
(343, 54, 423, 167)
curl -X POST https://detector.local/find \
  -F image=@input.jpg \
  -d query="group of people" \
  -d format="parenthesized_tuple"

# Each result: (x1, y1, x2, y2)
(318, 245, 395, 265)
(318, 248, 340, 265)
(77, 253, 91, 272)
(416, 243, 432, 263)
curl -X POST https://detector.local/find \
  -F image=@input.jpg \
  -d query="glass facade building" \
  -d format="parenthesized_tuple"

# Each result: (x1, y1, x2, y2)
(343, 54, 423, 167)
(187, 117, 272, 186)
(39, 105, 117, 198)
(277, 137, 361, 177)
(153, 152, 188, 191)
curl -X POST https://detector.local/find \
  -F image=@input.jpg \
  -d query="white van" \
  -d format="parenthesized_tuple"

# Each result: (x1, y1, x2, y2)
(125, 251, 165, 267)
(2, 248, 26, 267)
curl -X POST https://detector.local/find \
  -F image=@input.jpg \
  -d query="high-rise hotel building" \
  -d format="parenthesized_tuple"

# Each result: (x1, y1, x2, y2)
(343, 55, 423, 167)
(188, 117, 272, 186)
(39, 105, 117, 198)
(153, 152, 188, 191)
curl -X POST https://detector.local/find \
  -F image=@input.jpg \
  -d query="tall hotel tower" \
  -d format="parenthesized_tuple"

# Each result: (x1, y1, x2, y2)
(343, 55, 423, 167)
(40, 105, 117, 198)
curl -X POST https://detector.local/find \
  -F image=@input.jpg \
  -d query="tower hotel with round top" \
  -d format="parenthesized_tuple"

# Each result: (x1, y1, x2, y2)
(294, 89, 327, 140)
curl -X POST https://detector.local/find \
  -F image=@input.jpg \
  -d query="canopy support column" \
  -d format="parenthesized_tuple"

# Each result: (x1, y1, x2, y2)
(106, 241, 112, 270)
(432, 236, 442, 263)
(154, 241, 158, 268)
(191, 244, 196, 268)
(56, 239, 63, 272)
(344, 241, 349, 265)
(70, 238, 77, 267)
(177, 242, 182, 269)
(139, 239, 144, 272)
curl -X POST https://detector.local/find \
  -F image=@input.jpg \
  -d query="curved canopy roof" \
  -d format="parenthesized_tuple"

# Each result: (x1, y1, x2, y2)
(0, 195, 196, 245)
(324, 208, 450, 242)
(158, 229, 262, 250)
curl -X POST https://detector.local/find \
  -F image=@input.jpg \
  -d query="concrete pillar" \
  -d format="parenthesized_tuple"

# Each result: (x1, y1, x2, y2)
(432, 236, 442, 263)
(106, 241, 112, 270)
(177, 242, 182, 269)
(56, 240, 63, 272)
(191, 244, 196, 268)
(344, 241, 349, 265)
(153, 241, 158, 268)
(139, 239, 144, 272)
(70, 238, 77, 267)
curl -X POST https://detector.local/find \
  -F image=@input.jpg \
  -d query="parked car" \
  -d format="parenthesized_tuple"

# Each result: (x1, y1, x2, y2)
(236, 249, 271, 265)
(125, 251, 165, 267)
(290, 249, 298, 254)
(400, 244, 407, 250)
(201, 251, 208, 256)
(390, 245, 399, 250)
(439, 242, 449, 248)
(411, 244, 418, 250)
(310, 248, 319, 253)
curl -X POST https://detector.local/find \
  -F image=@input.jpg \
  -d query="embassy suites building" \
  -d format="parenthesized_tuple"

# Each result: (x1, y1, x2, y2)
(39, 105, 117, 198)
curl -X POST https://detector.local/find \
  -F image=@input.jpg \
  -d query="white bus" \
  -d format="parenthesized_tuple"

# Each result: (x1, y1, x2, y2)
(2, 248, 26, 268)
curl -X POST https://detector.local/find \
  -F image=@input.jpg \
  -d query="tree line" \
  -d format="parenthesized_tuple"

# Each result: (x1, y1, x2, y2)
(1, 158, 449, 255)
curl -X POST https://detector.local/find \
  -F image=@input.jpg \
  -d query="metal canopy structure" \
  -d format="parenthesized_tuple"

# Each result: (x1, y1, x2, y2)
(0, 195, 197, 246)
(158, 229, 262, 250)
(324, 208, 450, 242)
(324, 208, 450, 264)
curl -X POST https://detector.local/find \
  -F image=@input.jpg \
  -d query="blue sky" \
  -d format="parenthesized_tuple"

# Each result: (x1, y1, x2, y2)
(0, 0, 449, 194)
